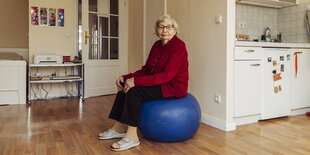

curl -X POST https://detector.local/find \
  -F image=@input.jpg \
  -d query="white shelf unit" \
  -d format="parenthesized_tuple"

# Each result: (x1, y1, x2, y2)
(28, 63, 84, 104)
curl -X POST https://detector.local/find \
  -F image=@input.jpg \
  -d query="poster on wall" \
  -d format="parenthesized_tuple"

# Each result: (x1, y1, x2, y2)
(31, 7, 39, 25)
(57, 9, 64, 27)
(40, 8, 47, 26)
(49, 8, 56, 26)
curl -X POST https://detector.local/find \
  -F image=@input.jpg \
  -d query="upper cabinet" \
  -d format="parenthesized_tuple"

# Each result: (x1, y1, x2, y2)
(236, 0, 300, 8)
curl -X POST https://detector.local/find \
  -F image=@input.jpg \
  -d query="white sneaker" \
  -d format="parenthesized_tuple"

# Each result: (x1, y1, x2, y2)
(98, 129, 126, 140)
(110, 137, 140, 151)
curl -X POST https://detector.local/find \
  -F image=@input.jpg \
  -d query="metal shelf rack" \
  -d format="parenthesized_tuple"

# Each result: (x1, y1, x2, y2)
(28, 63, 84, 104)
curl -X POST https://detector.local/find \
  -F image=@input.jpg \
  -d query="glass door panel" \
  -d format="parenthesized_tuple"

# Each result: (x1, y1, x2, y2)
(110, 0, 118, 15)
(110, 38, 118, 59)
(89, 0, 97, 12)
(110, 16, 118, 37)
(87, 0, 119, 60)
(100, 38, 109, 59)
(99, 16, 109, 60)
(89, 13, 99, 59)
(99, 16, 108, 36)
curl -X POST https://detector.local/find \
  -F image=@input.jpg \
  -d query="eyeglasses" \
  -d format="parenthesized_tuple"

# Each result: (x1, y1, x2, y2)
(158, 25, 174, 31)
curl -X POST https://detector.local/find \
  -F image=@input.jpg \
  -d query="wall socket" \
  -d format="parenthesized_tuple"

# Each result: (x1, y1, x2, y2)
(214, 94, 222, 103)
(238, 22, 247, 28)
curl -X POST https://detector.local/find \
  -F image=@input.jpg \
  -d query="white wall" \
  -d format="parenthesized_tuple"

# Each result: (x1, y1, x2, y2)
(0, 0, 28, 48)
(300, 0, 310, 4)
(144, 0, 165, 63)
(128, 0, 144, 73)
(29, 0, 76, 63)
(226, 0, 235, 129)
(0, 0, 29, 60)
(167, 0, 235, 131)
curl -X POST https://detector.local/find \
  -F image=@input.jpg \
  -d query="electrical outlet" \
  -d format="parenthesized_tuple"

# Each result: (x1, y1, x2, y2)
(243, 23, 247, 28)
(238, 22, 247, 28)
(214, 94, 221, 103)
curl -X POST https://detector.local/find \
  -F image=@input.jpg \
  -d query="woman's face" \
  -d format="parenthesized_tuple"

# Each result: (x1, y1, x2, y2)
(157, 19, 176, 43)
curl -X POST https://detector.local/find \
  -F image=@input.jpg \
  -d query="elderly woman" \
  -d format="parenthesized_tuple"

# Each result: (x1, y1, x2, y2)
(98, 14, 189, 151)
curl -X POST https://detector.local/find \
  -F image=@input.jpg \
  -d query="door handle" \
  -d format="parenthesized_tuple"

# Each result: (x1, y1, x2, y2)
(250, 64, 260, 67)
(295, 51, 303, 54)
(244, 50, 255, 53)
(84, 31, 92, 44)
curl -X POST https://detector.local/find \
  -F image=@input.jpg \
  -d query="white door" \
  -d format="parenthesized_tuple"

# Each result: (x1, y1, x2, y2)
(291, 49, 310, 109)
(81, 0, 128, 98)
(262, 49, 291, 119)
(234, 61, 263, 117)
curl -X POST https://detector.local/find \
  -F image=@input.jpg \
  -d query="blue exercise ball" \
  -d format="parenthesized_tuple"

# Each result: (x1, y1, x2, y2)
(138, 93, 201, 142)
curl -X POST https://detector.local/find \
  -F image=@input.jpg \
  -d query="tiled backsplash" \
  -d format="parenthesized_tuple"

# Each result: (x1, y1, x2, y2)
(236, 4, 310, 43)
(279, 4, 309, 43)
(236, 4, 279, 41)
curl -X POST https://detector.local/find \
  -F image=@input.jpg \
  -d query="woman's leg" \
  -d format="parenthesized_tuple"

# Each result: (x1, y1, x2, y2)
(99, 91, 127, 137)
(111, 121, 127, 133)
(111, 86, 164, 149)
(111, 126, 139, 149)
(108, 91, 126, 121)
(113, 86, 164, 126)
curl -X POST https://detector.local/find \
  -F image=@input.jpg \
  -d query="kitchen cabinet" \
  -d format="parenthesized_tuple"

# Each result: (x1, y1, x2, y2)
(236, 0, 299, 8)
(234, 42, 310, 126)
(0, 61, 26, 105)
(234, 61, 263, 117)
(234, 47, 263, 118)
(291, 49, 310, 109)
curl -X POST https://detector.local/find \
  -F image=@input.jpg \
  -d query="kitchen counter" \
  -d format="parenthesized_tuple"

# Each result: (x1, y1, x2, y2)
(235, 41, 310, 48)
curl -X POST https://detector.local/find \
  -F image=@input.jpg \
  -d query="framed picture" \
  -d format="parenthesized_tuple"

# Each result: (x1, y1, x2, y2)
(57, 9, 64, 26)
(40, 8, 47, 26)
(31, 7, 39, 25)
(49, 8, 56, 26)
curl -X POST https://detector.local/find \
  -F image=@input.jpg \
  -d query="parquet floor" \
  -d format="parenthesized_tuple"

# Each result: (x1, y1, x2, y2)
(1, 95, 310, 155)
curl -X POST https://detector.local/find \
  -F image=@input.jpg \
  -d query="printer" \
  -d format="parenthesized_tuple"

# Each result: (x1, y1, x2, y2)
(34, 54, 63, 64)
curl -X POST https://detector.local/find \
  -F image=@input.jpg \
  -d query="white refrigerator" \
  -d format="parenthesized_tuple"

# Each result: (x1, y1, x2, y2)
(261, 49, 291, 120)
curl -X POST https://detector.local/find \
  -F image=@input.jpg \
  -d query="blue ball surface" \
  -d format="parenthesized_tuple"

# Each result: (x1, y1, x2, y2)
(138, 93, 201, 142)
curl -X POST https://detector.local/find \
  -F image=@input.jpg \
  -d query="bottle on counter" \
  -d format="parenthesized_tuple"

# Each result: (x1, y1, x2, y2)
(277, 32, 282, 43)
(265, 27, 271, 42)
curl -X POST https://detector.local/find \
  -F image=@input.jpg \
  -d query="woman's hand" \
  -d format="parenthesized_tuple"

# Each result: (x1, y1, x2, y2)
(116, 76, 124, 91)
(124, 77, 135, 93)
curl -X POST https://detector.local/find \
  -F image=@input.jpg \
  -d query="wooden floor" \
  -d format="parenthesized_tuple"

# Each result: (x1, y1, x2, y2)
(1, 96, 310, 155)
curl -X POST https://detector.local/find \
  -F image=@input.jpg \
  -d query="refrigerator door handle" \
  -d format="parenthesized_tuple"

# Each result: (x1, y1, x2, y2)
(250, 64, 260, 67)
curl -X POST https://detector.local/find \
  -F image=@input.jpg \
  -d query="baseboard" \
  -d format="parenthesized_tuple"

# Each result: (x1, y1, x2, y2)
(201, 114, 236, 131)
(290, 107, 310, 116)
(233, 114, 261, 126)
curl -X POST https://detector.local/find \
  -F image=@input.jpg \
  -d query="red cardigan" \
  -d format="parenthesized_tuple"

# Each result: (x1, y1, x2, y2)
(123, 35, 189, 98)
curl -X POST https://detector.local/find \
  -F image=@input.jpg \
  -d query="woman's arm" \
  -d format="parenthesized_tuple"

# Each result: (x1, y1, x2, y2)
(134, 43, 187, 86)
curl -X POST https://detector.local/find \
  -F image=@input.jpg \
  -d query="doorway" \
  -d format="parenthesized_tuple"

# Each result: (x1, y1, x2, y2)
(78, 0, 128, 98)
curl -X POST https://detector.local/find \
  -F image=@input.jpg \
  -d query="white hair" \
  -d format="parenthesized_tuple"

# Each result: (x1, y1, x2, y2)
(155, 14, 179, 36)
